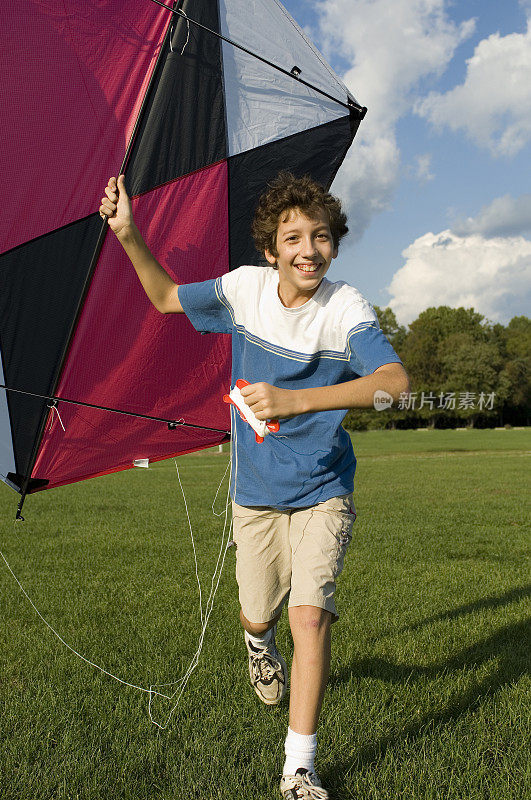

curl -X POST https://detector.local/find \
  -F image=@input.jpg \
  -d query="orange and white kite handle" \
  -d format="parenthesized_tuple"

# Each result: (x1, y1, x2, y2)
(223, 379, 279, 443)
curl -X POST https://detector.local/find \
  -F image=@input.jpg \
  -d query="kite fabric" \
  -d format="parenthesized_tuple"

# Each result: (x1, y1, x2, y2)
(0, 0, 366, 512)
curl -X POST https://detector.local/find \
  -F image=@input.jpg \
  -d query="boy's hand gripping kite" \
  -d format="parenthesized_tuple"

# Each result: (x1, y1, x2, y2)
(223, 380, 280, 443)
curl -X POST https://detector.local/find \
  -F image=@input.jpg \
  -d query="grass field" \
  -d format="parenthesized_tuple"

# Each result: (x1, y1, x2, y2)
(1, 429, 529, 799)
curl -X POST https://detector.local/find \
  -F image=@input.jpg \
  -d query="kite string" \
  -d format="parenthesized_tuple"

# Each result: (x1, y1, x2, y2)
(211, 456, 232, 518)
(174, 459, 204, 626)
(0, 447, 234, 717)
(148, 452, 233, 728)
(47, 402, 66, 433)
(169, 8, 190, 55)
(0, 538, 157, 696)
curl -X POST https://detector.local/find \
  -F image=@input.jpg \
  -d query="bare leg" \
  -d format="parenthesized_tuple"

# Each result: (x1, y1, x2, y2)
(288, 605, 332, 734)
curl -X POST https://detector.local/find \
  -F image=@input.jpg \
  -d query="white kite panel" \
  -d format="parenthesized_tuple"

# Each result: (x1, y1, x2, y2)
(0, 360, 16, 481)
(219, 0, 354, 157)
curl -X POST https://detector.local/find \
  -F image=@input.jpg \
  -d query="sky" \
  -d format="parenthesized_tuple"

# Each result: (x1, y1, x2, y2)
(281, 0, 531, 327)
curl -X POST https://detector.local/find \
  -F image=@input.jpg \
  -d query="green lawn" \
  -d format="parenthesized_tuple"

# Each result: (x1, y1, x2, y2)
(1, 429, 529, 799)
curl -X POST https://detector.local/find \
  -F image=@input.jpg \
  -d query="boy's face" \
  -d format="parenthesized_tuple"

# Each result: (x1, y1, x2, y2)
(265, 207, 337, 308)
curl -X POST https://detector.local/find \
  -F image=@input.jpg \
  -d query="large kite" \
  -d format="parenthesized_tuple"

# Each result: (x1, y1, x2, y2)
(0, 0, 366, 519)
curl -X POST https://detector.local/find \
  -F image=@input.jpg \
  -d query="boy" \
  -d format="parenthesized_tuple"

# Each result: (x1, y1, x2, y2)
(100, 172, 409, 799)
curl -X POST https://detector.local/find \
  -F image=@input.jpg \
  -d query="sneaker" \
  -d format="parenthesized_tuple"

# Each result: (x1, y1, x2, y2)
(244, 627, 287, 705)
(280, 768, 329, 799)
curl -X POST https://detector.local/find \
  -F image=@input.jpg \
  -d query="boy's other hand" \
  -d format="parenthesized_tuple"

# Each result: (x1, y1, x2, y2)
(99, 175, 134, 239)
(240, 382, 300, 420)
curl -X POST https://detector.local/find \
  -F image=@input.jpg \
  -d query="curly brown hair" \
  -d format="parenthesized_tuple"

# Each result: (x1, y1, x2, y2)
(251, 171, 349, 260)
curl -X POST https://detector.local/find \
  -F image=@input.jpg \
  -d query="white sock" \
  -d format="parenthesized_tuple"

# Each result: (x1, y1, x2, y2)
(246, 627, 274, 648)
(283, 727, 317, 776)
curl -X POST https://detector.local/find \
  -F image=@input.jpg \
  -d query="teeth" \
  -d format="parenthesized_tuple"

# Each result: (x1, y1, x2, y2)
(296, 264, 320, 272)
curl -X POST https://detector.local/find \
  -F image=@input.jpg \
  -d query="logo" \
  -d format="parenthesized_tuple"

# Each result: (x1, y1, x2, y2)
(373, 390, 393, 411)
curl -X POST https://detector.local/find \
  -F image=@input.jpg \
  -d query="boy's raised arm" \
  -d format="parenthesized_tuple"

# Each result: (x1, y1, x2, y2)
(99, 175, 184, 314)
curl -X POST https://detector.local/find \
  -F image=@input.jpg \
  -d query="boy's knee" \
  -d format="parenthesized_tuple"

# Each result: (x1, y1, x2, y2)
(289, 605, 332, 637)
(239, 608, 280, 636)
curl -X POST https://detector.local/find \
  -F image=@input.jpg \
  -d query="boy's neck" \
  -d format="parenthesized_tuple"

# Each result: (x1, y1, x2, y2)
(277, 279, 323, 309)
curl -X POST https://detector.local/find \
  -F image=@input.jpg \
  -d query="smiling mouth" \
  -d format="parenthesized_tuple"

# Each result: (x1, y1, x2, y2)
(295, 263, 321, 273)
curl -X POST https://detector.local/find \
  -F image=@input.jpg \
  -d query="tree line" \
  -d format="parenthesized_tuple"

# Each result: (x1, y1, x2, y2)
(344, 306, 530, 430)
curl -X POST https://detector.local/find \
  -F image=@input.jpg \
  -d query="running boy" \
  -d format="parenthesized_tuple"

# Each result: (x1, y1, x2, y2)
(99, 172, 409, 799)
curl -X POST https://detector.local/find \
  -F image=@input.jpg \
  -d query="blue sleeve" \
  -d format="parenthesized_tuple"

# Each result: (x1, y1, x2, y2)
(347, 322, 402, 376)
(178, 277, 233, 334)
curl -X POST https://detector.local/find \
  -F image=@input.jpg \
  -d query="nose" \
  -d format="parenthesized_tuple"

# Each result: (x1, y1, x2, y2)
(300, 236, 318, 257)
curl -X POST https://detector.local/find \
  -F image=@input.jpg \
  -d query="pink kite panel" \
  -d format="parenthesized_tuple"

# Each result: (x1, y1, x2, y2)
(32, 162, 232, 489)
(1, 0, 169, 254)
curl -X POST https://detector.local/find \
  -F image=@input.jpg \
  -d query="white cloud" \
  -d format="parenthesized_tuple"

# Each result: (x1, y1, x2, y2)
(452, 194, 531, 238)
(415, 153, 435, 181)
(319, 0, 475, 238)
(416, 19, 531, 156)
(332, 135, 399, 239)
(387, 230, 531, 324)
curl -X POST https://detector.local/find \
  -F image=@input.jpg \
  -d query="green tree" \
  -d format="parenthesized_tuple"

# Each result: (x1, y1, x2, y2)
(343, 307, 530, 432)
(396, 306, 509, 428)
(438, 332, 506, 426)
(400, 306, 487, 387)
(497, 316, 531, 424)
(373, 305, 407, 351)
(505, 316, 531, 360)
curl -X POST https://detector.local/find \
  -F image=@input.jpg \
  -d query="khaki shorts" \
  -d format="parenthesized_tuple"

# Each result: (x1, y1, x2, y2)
(231, 494, 356, 624)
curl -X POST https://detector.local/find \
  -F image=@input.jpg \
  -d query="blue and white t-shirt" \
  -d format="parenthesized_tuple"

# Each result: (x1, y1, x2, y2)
(179, 265, 401, 509)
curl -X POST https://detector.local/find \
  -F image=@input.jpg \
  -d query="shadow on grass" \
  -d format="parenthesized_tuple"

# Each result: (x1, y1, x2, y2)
(376, 584, 531, 640)
(325, 594, 531, 784)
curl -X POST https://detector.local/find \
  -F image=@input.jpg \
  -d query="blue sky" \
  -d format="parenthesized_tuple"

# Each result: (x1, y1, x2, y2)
(282, 0, 531, 326)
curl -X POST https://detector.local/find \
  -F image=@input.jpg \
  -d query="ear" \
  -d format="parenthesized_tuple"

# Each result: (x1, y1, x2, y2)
(332, 245, 338, 259)
(264, 249, 277, 265)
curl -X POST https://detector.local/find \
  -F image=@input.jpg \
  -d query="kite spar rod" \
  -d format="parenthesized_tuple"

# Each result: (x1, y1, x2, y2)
(148, 0, 367, 119)
(0, 384, 230, 436)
